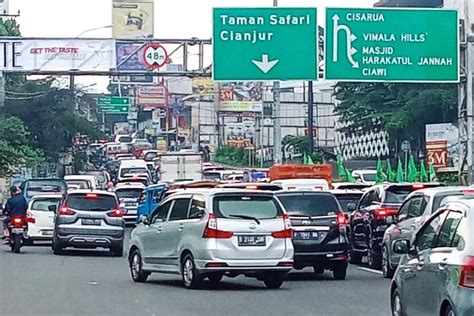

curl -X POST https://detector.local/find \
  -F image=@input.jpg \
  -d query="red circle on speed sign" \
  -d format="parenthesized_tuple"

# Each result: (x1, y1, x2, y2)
(142, 42, 168, 69)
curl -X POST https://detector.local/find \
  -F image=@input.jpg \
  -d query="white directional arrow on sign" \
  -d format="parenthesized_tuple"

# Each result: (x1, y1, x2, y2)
(252, 54, 279, 73)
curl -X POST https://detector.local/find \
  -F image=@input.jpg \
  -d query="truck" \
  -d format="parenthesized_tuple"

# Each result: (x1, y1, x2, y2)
(158, 152, 202, 182)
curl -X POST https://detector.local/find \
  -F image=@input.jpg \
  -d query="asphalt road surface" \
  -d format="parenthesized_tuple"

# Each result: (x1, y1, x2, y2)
(0, 229, 391, 316)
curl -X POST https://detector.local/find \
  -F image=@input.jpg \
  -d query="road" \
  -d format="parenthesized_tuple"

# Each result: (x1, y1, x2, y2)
(0, 229, 391, 316)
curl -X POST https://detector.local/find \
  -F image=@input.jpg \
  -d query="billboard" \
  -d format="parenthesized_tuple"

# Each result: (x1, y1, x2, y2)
(112, 0, 154, 38)
(425, 123, 459, 169)
(192, 78, 214, 96)
(136, 85, 168, 110)
(0, 39, 116, 72)
(225, 121, 255, 148)
(219, 82, 263, 113)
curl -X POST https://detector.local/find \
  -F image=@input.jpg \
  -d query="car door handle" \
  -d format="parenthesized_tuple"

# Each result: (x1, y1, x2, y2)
(178, 224, 184, 231)
(156, 226, 162, 233)
(416, 261, 425, 271)
(438, 260, 448, 271)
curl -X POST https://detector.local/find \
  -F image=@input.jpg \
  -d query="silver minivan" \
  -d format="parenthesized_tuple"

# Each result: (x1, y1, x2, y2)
(128, 189, 294, 289)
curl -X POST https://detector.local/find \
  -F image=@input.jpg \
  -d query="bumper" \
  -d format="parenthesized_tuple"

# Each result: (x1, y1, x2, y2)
(294, 251, 348, 267)
(194, 258, 293, 275)
(55, 226, 124, 248)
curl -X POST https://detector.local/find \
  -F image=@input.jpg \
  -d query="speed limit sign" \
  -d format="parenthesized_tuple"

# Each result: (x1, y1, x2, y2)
(143, 42, 168, 69)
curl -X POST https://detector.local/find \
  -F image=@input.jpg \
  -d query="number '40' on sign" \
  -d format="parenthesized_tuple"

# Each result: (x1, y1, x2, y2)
(142, 42, 169, 69)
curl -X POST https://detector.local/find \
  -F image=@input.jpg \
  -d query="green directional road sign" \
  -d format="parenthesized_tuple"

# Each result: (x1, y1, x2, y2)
(213, 7, 317, 81)
(97, 96, 130, 106)
(100, 105, 130, 114)
(324, 8, 459, 82)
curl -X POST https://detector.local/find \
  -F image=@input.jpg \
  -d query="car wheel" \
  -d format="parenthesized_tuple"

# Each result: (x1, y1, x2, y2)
(111, 245, 123, 257)
(444, 304, 455, 316)
(181, 253, 203, 289)
(382, 245, 395, 279)
(263, 274, 285, 289)
(349, 248, 363, 264)
(333, 262, 347, 280)
(52, 242, 63, 255)
(391, 288, 405, 316)
(207, 273, 223, 286)
(313, 266, 324, 274)
(129, 249, 149, 283)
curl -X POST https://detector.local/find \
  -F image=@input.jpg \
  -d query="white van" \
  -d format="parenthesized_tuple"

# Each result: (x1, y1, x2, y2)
(118, 159, 149, 182)
(64, 175, 98, 190)
(271, 179, 330, 191)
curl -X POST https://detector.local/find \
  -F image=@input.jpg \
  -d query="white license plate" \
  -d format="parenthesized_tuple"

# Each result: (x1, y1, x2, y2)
(11, 228, 24, 233)
(42, 230, 53, 236)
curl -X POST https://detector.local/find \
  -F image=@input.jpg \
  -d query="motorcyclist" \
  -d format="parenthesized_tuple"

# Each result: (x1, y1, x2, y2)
(2, 186, 28, 243)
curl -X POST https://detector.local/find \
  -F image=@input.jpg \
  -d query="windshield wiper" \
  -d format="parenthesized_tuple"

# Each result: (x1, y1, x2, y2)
(228, 214, 260, 225)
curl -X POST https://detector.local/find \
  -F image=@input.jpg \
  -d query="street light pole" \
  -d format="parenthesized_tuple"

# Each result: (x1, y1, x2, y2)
(272, 0, 282, 164)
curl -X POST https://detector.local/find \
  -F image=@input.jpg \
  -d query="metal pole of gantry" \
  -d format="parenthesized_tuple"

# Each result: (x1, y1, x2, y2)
(272, 0, 282, 164)
(465, 0, 473, 183)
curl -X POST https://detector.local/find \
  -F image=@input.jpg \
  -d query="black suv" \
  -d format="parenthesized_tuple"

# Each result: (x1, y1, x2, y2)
(348, 183, 441, 269)
(275, 191, 349, 280)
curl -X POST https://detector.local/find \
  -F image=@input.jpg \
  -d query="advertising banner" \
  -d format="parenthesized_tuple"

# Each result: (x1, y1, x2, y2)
(112, 0, 154, 39)
(425, 123, 459, 169)
(192, 78, 214, 96)
(137, 85, 168, 110)
(219, 82, 263, 113)
(0, 39, 116, 72)
(225, 121, 255, 148)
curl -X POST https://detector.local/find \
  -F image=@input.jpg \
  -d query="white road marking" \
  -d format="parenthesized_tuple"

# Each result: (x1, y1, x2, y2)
(358, 267, 383, 275)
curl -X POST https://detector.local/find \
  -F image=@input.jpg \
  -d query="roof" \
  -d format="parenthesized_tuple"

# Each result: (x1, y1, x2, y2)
(407, 186, 469, 197)
(64, 175, 95, 180)
(29, 194, 63, 200)
(114, 183, 145, 190)
(145, 183, 168, 190)
(166, 188, 275, 197)
(330, 189, 364, 195)
(66, 189, 115, 196)
(274, 190, 334, 196)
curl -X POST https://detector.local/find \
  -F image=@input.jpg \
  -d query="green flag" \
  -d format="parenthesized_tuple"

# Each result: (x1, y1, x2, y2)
(396, 159, 404, 183)
(429, 163, 437, 182)
(346, 167, 356, 182)
(336, 154, 346, 179)
(386, 160, 395, 182)
(407, 154, 417, 182)
(375, 158, 384, 184)
(307, 154, 314, 165)
(419, 160, 428, 182)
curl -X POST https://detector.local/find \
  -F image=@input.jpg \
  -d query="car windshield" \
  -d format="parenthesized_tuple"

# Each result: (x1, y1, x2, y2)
(385, 187, 413, 203)
(334, 194, 363, 213)
(31, 198, 61, 212)
(362, 173, 377, 181)
(277, 193, 340, 217)
(66, 180, 91, 189)
(213, 194, 282, 219)
(115, 188, 143, 199)
(66, 194, 117, 211)
(433, 193, 464, 210)
(203, 172, 222, 180)
(118, 136, 132, 143)
(26, 181, 66, 198)
(120, 167, 148, 177)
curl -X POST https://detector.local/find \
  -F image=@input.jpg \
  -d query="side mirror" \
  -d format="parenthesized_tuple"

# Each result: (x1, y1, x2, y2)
(392, 239, 411, 254)
(347, 203, 356, 212)
(189, 207, 205, 219)
(138, 214, 150, 225)
(48, 205, 57, 212)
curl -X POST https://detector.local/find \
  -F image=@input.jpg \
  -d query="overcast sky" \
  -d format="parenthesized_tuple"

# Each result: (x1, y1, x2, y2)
(11, 0, 377, 91)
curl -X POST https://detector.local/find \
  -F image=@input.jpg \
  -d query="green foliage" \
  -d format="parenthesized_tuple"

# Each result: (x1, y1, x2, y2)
(333, 82, 458, 140)
(0, 19, 21, 36)
(282, 135, 310, 154)
(0, 117, 44, 176)
(436, 171, 458, 186)
(215, 146, 248, 166)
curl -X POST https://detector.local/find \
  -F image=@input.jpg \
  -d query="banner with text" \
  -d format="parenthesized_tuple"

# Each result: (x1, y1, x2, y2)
(0, 39, 116, 72)
(219, 82, 263, 113)
(112, 0, 154, 38)
(137, 85, 168, 110)
(425, 123, 459, 170)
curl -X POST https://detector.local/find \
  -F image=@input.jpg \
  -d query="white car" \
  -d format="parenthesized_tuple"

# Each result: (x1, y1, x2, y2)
(271, 179, 330, 191)
(351, 169, 386, 185)
(64, 175, 98, 190)
(26, 194, 62, 243)
(114, 183, 145, 223)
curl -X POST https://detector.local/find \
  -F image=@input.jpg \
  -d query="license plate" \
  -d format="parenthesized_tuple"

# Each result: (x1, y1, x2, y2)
(293, 231, 320, 240)
(11, 228, 24, 234)
(42, 230, 53, 236)
(238, 235, 266, 246)
(82, 219, 101, 226)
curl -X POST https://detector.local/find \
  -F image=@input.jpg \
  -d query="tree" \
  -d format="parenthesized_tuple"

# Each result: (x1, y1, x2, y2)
(0, 117, 44, 176)
(333, 82, 458, 147)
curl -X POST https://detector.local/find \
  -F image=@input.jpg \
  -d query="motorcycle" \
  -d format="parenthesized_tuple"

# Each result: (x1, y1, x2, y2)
(7, 215, 28, 253)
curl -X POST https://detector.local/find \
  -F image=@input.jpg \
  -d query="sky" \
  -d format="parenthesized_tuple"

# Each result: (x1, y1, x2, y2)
(10, 0, 378, 91)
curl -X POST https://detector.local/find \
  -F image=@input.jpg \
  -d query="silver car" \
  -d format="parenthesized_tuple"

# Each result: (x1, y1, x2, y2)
(114, 183, 145, 224)
(128, 189, 294, 289)
(382, 187, 468, 278)
(52, 190, 124, 256)
(391, 200, 474, 316)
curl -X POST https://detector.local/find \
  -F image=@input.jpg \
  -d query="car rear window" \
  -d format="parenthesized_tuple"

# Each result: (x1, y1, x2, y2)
(31, 198, 61, 212)
(277, 193, 340, 217)
(66, 180, 91, 189)
(66, 194, 117, 211)
(26, 181, 67, 198)
(115, 188, 143, 199)
(203, 172, 222, 180)
(213, 195, 283, 219)
(433, 193, 464, 210)
(334, 194, 363, 213)
(384, 187, 412, 203)
(118, 136, 132, 143)
(120, 167, 148, 177)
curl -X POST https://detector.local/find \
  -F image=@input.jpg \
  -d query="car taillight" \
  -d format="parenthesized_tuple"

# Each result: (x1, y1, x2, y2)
(273, 214, 292, 238)
(337, 211, 347, 225)
(412, 184, 424, 190)
(202, 214, 233, 238)
(374, 208, 397, 218)
(460, 256, 474, 288)
(107, 208, 123, 217)
(27, 211, 36, 224)
(86, 193, 98, 199)
(59, 206, 76, 216)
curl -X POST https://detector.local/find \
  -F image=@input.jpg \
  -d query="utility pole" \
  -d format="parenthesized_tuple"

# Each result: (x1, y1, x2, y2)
(272, 0, 282, 164)
(0, 72, 4, 107)
(307, 81, 314, 154)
